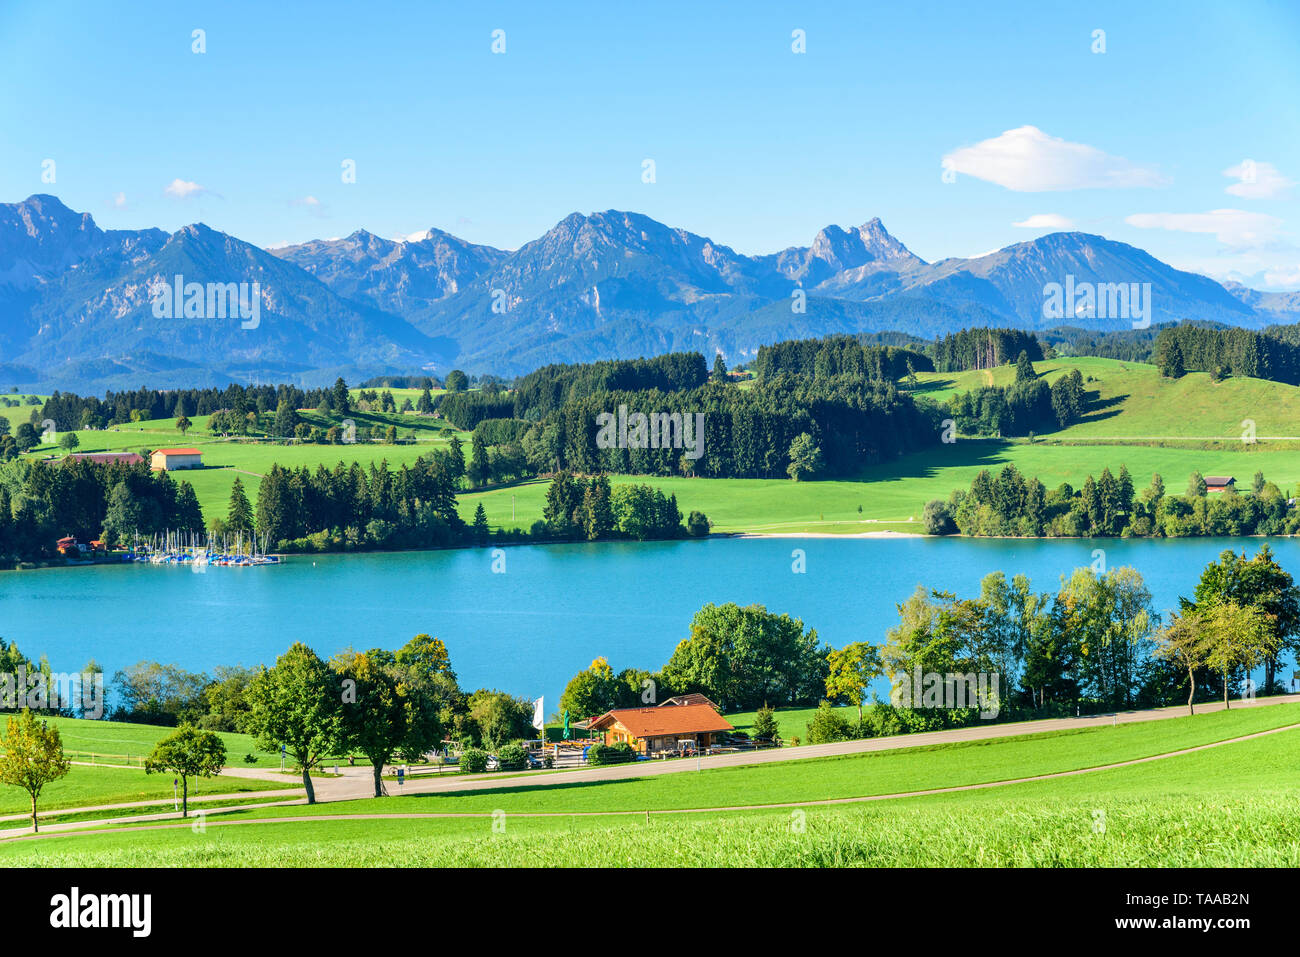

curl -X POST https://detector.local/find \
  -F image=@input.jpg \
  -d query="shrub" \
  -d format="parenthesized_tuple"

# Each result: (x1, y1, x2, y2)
(806, 700, 853, 744)
(922, 499, 956, 535)
(857, 703, 905, 739)
(243, 753, 258, 764)
(587, 742, 637, 766)
(459, 747, 489, 774)
(752, 705, 780, 744)
(686, 510, 711, 537)
(496, 742, 528, 771)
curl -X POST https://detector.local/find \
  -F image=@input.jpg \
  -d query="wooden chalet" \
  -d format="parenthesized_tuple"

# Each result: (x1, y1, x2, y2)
(589, 702, 734, 755)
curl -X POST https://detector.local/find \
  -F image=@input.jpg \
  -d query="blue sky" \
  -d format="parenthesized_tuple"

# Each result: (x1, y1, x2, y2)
(2, 0, 1298, 287)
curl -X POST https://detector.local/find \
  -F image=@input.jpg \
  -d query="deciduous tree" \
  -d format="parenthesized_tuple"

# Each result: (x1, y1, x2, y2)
(244, 643, 343, 803)
(144, 723, 227, 817)
(0, 710, 71, 832)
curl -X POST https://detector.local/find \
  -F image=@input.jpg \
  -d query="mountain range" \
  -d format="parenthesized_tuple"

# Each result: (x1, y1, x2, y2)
(0, 194, 1295, 392)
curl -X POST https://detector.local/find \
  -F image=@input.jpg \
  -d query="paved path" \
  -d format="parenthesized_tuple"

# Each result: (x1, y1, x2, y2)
(5, 720, 1296, 843)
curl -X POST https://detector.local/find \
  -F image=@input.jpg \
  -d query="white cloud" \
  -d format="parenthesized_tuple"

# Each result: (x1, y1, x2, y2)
(942, 126, 1167, 192)
(1162, 245, 1300, 290)
(1264, 266, 1300, 287)
(111, 191, 126, 208)
(1124, 208, 1283, 247)
(164, 178, 209, 199)
(397, 229, 433, 243)
(1011, 213, 1076, 230)
(290, 195, 326, 217)
(1223, 160, 1294, 200)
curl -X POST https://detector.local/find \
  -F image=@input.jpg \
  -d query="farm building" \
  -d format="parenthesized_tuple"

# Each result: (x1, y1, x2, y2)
(150, 448, 202, 470)
(55, 535, 105, 556)
(589, 702, 734, 755)
(1205, 475, 1236, 493)
(66, 452, 145, 466)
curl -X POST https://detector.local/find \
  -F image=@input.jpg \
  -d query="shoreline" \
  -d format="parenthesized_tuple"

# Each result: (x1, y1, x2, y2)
(730, 529, 924, 540)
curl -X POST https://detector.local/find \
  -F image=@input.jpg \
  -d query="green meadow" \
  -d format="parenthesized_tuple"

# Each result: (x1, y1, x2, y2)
(0, 716, 300, 817)
(18, 359, 1300, 536)
(915, 356, 1300, 439)
(724, 703, 863, 741)
(4, 708, 1296, 866)
(38, 716, 281, 766)
(145, 701, 1300, 817)
(0, 395, 48, 427)
(459, 358, 1300, 534)
(0, 763, 291, 817)
(457, 439, 1300, 535)
(20, 393, 470, 517)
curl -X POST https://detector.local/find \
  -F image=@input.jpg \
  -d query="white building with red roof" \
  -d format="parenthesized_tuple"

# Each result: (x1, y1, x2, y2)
(150, 447, 203, 470)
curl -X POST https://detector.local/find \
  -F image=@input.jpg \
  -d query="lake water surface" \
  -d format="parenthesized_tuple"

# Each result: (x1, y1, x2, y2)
(2, 536, 1297, 707)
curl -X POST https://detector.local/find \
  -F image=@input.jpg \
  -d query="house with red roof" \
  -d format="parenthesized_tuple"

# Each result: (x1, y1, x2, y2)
(150, 448, 202, 470)
(588, 702, 733, 755)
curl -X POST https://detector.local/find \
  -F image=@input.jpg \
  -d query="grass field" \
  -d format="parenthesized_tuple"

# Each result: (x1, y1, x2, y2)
(18, 359, 1300, 536)
(457, 358, 1300, 535)
(724, 703, 861, 740)
(0, 395, 47, 428)
(4, 707, 1296, 866)
(915, 356, 1300, 439)
(159, 701, 1300, 817)
(0, 763, 292, 817)
(457, 439, 1300, 535)
(41, 716, 281, 766)
(35, 716, 379, 771)
(0, 716, 300, 816)
(20, 403, 470, 517)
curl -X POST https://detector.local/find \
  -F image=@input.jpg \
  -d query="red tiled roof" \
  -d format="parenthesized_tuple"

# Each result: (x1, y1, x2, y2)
(589, 703, 733, 738)
(153, 448, 201, 456)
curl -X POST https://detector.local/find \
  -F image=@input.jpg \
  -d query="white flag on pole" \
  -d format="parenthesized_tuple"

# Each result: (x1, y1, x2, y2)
(532, 696, 545, 731)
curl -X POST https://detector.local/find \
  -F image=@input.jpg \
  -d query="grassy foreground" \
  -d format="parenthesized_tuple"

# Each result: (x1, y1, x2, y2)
(134, 701, 1300, 818)
(4, 724, 1296, 866)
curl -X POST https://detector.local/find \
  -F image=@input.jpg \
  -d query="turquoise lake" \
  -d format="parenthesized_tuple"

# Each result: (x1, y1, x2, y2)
(2, 536, 1297, 708)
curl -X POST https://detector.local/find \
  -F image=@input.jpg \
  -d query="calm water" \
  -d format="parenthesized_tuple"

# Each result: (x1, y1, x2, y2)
(2, 536, 1297, 707)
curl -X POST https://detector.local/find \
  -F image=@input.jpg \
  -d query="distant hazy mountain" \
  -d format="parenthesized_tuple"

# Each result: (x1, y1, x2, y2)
(902, 232, 1258, 328)
(765, 218, 930, 297)
(271, 227, 506, 318)
(0, 196, 449, 391)
(1222, 280, 1300, 324)
(0, 194, 1295, 389)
